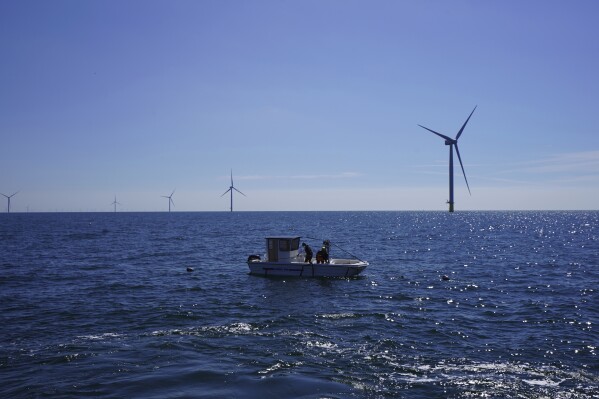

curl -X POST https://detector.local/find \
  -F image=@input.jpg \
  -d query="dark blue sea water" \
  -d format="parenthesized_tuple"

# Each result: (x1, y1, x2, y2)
(1, 211, 598, 398)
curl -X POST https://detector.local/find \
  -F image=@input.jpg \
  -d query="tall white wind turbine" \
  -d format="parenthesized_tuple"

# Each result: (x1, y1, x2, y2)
(220, 170, 245, 212)
(162, 189, 175, 212)
(111, 195, 121, 213)
(1, 191, 18, 213)
(418, 106, 476, 212)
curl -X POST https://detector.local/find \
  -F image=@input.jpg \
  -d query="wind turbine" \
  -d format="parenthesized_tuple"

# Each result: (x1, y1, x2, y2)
(1, 191, 18, 213)
(162, 189, 175, 212)
(221, 170, 245, 212)
(111, 195, 121, 213)
(418, 106, 476, 212)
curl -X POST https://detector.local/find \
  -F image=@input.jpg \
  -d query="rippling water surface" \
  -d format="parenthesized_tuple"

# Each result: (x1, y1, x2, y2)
(1, 211, 598, 398)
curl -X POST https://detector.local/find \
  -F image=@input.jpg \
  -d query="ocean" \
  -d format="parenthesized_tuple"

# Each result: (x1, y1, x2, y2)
(1, 211, 597, 398)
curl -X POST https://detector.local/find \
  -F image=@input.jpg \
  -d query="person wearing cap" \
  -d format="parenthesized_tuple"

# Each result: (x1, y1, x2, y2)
(316, 246, 329, 264)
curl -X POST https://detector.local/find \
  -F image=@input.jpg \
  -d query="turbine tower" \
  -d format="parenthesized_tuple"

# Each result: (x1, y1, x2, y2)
(221, 170, 245, 212)
(418, 106, 476, 212)
(111, 195, 121, 213)
(1, 191, 18, 213)
(162, 189, 175, 212)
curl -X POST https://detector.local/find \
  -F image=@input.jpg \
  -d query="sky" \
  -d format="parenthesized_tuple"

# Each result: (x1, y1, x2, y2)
(1, 0, 599, 212)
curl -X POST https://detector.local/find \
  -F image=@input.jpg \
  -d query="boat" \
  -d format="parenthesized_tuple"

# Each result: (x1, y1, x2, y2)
(246, 236, 368, 277)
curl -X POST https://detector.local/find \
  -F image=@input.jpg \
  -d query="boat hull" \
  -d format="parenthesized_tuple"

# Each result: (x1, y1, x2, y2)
(247, 259, 368, 277)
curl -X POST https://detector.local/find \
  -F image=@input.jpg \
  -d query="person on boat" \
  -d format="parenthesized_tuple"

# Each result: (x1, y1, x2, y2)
(302, 242, 313, 264)
(322, 240, 330, 259)
(316, 246, 329, 264)
(322, 245, 330, 263)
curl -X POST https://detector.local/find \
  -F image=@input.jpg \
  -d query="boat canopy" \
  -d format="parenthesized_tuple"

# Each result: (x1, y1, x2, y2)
(265, 237, 301, 262)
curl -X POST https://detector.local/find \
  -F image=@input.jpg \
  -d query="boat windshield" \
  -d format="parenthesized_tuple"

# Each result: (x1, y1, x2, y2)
(279, 237, 300, 251)
(290, 237, 300, 251)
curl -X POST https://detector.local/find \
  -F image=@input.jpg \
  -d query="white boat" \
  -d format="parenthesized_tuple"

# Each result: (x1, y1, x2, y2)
(246, 236, 368, 277)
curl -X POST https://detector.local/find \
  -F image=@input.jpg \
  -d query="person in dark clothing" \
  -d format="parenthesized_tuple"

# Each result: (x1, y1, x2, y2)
(322, 240, 330, 261)
(316, 246, 329, 264)
(302, 242, 313, 264)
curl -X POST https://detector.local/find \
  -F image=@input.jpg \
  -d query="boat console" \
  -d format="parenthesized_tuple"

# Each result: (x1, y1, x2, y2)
(265, 236, 300, 262)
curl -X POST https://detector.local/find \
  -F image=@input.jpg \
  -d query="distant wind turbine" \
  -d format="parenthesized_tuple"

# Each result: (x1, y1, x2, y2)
(162, 189, 175, 212)
(111, 195, 121, 213)
(418, 106, 476, 212)
(221, 170, 245, 212)
(1, 191, 18, 213)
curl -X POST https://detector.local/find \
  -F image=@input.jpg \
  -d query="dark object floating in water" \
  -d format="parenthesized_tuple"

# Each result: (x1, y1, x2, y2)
(187, 267, 194, 272)
(441, 275, 450, 281)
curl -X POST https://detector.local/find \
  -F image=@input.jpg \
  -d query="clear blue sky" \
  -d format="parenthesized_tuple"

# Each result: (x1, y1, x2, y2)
(1, 0, 598, 211)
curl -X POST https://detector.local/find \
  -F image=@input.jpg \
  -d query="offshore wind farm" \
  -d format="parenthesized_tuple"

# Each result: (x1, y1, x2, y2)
(1, 2, 598, 213)
(1, 3, 599, 398)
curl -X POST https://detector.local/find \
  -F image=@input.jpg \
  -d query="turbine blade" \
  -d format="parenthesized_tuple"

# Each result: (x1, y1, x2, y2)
(171, 189, 176, 196)
(230, 170, 233, 186)
(170, 198, 175, 207)
(221, 188, 232, 197)
(234, 187, 246, 196)
(456, 105, 477, 140)
(0, 193, 7, 198)
(418, 125, 453, 141)
(454, 143, 471, 195)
